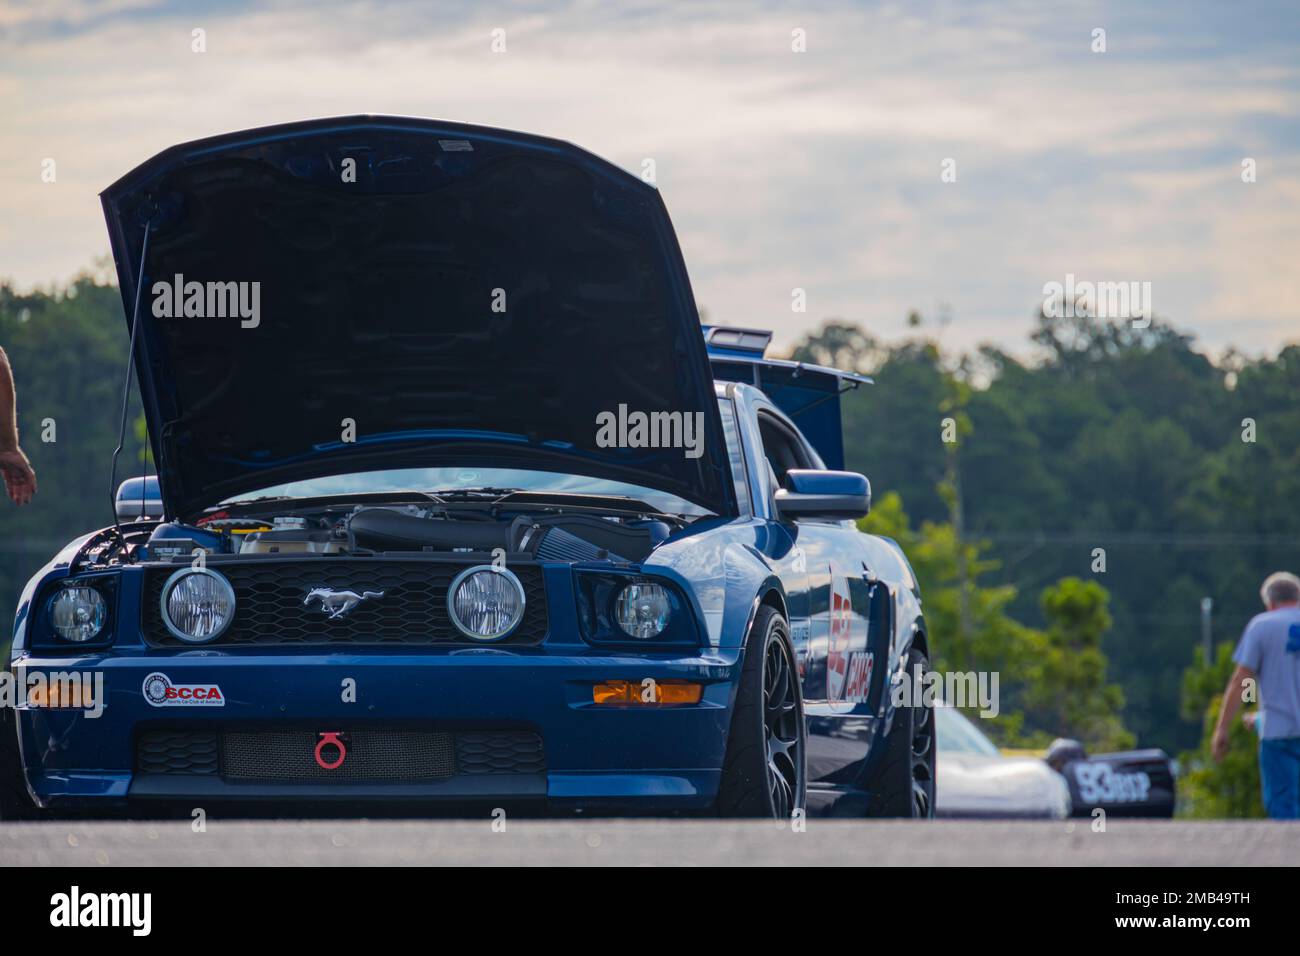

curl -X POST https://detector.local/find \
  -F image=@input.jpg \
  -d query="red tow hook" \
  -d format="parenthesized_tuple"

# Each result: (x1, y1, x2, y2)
(314, 731, 348, 770)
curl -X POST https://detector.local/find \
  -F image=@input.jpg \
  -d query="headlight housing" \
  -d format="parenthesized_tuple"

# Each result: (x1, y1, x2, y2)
(447, 565, 526, 641)
(575, 572, 699, 647)
(160, 567, 236, 643)
(614, 582, 672, 639)
(49, 585, 107, 643)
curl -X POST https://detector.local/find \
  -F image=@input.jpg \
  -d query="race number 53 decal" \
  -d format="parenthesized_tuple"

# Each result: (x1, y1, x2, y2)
(827, 565, 873, 704)
(1073, 763, 1152, 804)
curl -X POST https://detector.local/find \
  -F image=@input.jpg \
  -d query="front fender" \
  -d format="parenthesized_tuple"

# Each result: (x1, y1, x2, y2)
(643, 518, 786, 651)
(8, 531, 97, 660)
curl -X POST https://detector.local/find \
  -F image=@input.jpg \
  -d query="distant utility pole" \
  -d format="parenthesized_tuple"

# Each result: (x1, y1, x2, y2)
(1200, 597, 1213, 661)
(946, 441, 969, 656)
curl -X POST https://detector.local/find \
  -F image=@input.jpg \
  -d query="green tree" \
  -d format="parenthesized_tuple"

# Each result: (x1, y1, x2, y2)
(1021, 578, 1134, 752)
(861, 494, 1132, 751)
(787, 319, 881, 374)
(792, 310, 1296, 759)
(1176, 642, 1264, 818)
(0, 272, 148, 659)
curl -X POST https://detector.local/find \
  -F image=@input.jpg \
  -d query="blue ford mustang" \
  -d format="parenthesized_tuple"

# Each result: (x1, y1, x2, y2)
(1, 117, 932, 819)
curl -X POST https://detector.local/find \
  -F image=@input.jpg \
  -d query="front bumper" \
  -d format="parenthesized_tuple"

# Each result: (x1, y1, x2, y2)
(13, 647, 740, 813)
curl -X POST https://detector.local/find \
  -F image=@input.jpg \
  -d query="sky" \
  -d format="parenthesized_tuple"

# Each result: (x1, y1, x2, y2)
(2, 0, 1298, 357)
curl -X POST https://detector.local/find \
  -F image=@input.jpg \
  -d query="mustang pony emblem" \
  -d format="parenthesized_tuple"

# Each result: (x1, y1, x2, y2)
(303, 587, 385, 620)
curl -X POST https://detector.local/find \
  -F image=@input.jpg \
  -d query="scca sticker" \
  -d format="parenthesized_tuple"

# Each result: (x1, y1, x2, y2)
(142, 672, 224, 707)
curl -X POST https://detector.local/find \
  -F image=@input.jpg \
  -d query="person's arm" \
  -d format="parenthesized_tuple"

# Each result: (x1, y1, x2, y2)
(1211, 663, 1256, 762)
(0, 346, 37, 506)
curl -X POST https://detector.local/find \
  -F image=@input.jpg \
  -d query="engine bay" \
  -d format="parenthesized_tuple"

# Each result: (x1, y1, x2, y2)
(138, 494, 677, 566)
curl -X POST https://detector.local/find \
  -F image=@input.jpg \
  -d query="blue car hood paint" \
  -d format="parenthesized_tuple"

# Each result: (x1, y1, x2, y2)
(100, 116, 734, 519)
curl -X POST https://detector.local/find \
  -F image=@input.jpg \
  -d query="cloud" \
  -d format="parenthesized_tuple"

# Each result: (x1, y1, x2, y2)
(2, 0, 1297, 357)
(0, 0, 164, 33)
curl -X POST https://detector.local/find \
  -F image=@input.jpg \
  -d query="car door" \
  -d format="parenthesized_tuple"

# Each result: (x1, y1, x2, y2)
(751, 405, 886, 801)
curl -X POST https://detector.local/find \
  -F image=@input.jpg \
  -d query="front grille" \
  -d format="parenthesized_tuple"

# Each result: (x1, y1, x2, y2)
(135, 729, 544, 783)
(142, 558, 548, 646)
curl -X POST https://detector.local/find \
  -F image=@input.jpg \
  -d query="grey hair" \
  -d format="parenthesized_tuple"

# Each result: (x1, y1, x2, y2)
(1260, 572, 1300, 607)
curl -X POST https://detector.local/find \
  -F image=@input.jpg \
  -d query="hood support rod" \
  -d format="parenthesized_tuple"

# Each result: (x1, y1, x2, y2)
(107, 218, 152, 562)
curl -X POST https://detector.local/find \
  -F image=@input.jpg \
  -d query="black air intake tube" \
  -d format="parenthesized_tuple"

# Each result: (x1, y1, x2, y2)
(348, 509, 511, 552)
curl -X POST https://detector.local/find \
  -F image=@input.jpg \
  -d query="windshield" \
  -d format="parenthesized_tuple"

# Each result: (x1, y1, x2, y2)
(223, 466, 712, 516)
(716, 395, 751, 513)
(224, 397, 747, 517)
(935, 705, 1001, 757)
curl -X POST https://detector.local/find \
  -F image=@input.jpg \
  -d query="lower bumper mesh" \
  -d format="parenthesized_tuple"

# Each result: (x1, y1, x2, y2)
(135, 728, 544, 783)
(223, 730, 456, 782)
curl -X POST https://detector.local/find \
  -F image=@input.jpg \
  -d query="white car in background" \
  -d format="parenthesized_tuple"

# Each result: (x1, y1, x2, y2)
(935, 705, 1072, 819)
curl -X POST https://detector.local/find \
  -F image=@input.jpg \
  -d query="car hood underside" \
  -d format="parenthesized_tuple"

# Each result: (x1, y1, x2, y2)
(100, 115, 734, 519)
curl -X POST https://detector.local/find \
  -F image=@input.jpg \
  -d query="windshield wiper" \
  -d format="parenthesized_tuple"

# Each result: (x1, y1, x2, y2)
(426, 487, 524, 500)
(217, 489, 450, 509)
(490, 490, 691, 524)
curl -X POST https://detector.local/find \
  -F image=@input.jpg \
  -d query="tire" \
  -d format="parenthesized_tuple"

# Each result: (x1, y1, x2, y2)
(717, 605, 807, 818)
(866, 646, 935, 818)
(0, 706, 35, 821)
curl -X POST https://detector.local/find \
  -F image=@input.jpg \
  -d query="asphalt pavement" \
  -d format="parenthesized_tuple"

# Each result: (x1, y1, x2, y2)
(2, 819, 1296, 865)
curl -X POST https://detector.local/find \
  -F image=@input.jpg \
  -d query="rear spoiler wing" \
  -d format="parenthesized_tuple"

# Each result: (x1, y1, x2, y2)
(703, 325, 871, 471)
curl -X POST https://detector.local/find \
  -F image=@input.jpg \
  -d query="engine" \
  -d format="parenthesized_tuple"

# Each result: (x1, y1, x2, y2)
(146, 504, 669, 565)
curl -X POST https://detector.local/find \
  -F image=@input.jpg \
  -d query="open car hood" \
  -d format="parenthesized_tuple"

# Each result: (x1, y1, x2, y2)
(101, 116, 734, 519)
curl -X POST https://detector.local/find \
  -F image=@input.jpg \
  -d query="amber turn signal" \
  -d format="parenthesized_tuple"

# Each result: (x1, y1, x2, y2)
(26, 684, 92, 709)
(592, 679, 703, 705)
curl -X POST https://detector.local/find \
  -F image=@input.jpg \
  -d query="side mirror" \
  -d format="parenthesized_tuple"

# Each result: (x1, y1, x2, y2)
(774, 469, 871, 521)
(115, 475, 163, 522)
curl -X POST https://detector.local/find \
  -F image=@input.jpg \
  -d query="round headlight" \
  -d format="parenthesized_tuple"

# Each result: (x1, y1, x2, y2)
(614, 582, 672, 639)
(160, 568, 236, 643)
(448, 566, 525, 641)
(49, 586, 107, 643)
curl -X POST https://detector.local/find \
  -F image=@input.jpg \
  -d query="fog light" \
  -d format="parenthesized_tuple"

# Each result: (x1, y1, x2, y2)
(592, 680, 703, 705)
(160, 568, 236, 643)
(448, 566, 526, 641)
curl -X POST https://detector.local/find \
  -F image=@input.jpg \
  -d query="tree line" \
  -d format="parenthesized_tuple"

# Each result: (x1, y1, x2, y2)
(789, 312, 1297, 814)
